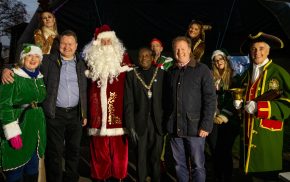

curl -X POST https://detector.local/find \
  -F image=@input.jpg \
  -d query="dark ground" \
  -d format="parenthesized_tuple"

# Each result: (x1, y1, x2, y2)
(78, 128, 290, 182)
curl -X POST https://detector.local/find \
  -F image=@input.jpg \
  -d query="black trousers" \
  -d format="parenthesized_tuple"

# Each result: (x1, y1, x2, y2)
(45, 106, 82, 182)
(213, 122, 239, 182)
(136, 116, 163, 182)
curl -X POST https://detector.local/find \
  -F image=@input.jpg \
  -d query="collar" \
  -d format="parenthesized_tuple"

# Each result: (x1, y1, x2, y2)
(173, 57, 197, 69)
(253, 58, 269, 70)
(60, 55, 77, 63)
(12, 68, 43, 79)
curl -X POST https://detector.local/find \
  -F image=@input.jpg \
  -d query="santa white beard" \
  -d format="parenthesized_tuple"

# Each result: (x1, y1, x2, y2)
(84, 44, 123, 84)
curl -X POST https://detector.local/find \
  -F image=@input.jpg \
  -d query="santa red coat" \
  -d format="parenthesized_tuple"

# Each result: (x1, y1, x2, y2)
(88, 53, 131, 180)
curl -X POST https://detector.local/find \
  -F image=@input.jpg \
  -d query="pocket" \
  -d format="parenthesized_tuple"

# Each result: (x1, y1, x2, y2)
(186, 112, 199, 136)
(260, 119, 283, 131)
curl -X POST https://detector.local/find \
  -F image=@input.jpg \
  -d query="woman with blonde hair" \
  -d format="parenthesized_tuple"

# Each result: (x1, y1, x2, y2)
(212, 49, 233, 91)
(34, 11, 58, 54)
(0, 44, 46, 182)
(211, 49, 240, 182)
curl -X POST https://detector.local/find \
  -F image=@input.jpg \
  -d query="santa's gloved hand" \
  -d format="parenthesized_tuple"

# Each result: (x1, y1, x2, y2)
(244, 101, 257, 114)
(9, 135, 23, 150)
(129, 128, 139, 145)
(214, 114, 229, 124)
(233, 99, 243, 109)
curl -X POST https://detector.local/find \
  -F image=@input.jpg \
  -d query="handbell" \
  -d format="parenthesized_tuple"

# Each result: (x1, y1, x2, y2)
(229, 88, 245, 100)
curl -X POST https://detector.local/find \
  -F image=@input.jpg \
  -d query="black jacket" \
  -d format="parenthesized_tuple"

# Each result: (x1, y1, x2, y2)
(165, 61, 216, 137)
(124, 67, 165, 136)
(41, 53, 87, 119)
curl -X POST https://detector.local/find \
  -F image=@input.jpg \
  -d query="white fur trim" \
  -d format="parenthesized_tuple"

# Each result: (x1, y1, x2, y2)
(12, 68, 43, 79)
(20, 45, 43, 63)
(211, 50, 226, 61)
(88, 127, 127, 136)
(100, 78, 108, 136)
(3, 120, 22, 140)
(119, 65, 133, 73)
(97, 31, 116, 40)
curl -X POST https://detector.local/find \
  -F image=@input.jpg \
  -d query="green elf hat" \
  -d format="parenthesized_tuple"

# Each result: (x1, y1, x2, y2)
(240, 32, 284, 55)
(20, 44, 43, 63)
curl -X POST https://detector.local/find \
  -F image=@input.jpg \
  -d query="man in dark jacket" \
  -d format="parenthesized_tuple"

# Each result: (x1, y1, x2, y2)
(1, 30, 87, 182)
(124, 47, 165, 182)
(165, 36, 216, 182)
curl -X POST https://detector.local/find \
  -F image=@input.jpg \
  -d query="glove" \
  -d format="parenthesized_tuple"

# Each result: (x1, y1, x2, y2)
(233, 99, 243, 109)
(244, 101, 257, 114)
(129, 128, 139, 145)
(214, 114, 229, 124)
(9, 135, 23, 150)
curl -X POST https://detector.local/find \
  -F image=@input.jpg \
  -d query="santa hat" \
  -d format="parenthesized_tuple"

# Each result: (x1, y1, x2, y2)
(94, 24, 116, 40)
(150, 38, 163, 47)
(240, 32, 284, 54)
(20, 44, 43, 63)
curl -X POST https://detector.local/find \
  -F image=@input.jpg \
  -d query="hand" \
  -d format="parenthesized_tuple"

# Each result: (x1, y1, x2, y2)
(233, 99, 243, 109)
(244, 101, 257, 114)
(82, 118, 87, 127)
(2, 68, 14, 84)
(9, 135, 23, 150)
(129, 128, 139, 145)
(198, 129, 209, 138)
(214, 114, 229, 124)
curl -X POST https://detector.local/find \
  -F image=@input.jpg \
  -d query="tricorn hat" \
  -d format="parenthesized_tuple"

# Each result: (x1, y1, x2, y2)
(240, 32, 284, 54)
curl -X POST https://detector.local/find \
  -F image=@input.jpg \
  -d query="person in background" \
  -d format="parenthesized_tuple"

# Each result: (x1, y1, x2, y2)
(165, 36, 216, 182)
(185, 20, 211, 62)
(1, 30, 88, 182)
(124, 47, 165, 182)
(150, 38, 173, 174)
(0, 44, 46, 182)
(150, 38, 174, 71)
(34, 11, 58, 54)
(211, 49, 240, 182)
(82, 24, 132, 182)
(234, 32, 290, 181)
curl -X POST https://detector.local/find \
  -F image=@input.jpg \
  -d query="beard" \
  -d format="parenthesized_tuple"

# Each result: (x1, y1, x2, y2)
(84, 44, 123, 83)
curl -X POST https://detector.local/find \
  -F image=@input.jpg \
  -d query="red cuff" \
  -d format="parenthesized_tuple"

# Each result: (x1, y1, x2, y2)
(257, 101, 270, 119)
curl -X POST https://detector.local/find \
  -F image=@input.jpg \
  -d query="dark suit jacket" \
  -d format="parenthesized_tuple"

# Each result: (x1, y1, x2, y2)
(41, 53, 87, 119)
(124, 67, 165, 136)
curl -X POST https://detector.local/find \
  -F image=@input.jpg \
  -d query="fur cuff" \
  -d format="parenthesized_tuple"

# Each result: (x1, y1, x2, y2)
(119, 65, 133, 73)
(3, 120, 22, 140)
(88, 127, 127, 136)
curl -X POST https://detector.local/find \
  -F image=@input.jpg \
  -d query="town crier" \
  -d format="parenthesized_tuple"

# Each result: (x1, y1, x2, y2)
(82, 24, 132, 181)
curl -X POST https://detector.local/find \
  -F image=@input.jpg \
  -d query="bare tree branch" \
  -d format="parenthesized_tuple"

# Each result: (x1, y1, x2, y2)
(0, 0, 28, 37)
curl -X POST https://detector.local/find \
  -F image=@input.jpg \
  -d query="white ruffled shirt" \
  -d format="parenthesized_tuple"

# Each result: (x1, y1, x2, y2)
(251, 58, 269, 83)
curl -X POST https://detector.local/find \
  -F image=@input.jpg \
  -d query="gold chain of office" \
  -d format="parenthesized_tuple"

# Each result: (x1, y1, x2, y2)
(133, 67, 159, 98)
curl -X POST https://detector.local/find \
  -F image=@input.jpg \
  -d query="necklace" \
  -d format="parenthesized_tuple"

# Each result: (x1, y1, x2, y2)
(134, 67, 159, 99)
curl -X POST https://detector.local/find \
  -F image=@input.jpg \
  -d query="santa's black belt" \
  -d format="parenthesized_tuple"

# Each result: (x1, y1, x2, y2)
(56, 106, 78, 112)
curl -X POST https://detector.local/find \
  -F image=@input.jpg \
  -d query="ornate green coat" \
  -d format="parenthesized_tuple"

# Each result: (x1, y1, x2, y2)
(0, 68, 46, 171)
(237, 60, 290, 173)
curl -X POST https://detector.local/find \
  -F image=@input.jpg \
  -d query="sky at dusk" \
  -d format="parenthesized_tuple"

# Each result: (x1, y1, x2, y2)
(0, 0, 38, 46)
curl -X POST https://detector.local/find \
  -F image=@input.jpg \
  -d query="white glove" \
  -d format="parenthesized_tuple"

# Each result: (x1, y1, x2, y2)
(233, 99, 243, 109)
(244, 101, 257, 114)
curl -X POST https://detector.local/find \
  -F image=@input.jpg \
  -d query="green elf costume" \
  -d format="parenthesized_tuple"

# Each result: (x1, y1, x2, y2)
(0, 45, 46, 175)
(235, 32, 290, 175)
(150, 38, 174, 71)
